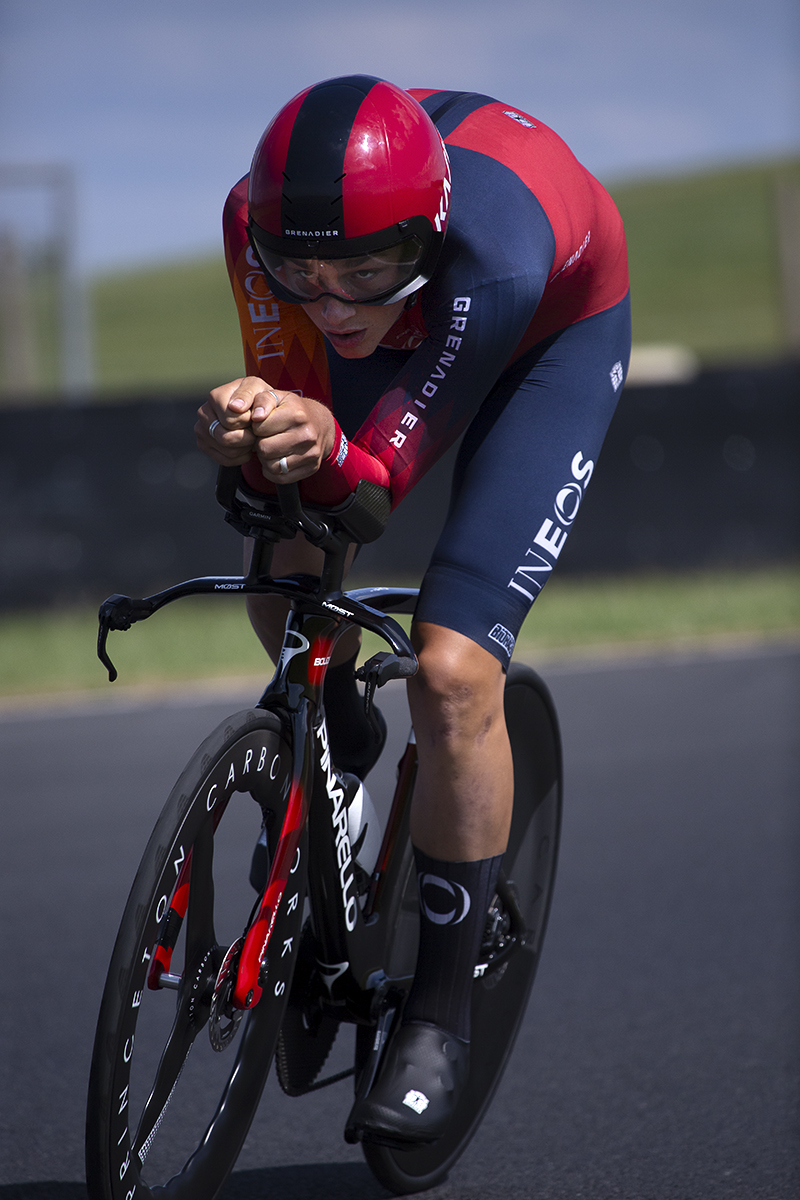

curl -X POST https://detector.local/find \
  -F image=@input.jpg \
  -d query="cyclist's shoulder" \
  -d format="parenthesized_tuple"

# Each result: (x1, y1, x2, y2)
(411, 89, 585, 182)
(415, 92, 623, 302)
(223, 174, 250, 244)
(411, 88, 616, 235)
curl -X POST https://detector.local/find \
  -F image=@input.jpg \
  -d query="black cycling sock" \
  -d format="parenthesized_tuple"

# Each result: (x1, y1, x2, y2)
(403, 848, 503, 1043)
(323, 651, 385, 779)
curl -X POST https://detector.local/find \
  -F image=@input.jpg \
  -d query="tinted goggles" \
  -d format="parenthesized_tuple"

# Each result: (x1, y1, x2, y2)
(251, 237, 425, 306)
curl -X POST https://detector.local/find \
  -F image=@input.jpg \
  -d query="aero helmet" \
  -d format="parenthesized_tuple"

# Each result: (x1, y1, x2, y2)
(248, 75, 451, 305)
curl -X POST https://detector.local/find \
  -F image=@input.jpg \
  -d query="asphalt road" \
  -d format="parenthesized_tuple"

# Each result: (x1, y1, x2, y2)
(1, 645, 798, 1199)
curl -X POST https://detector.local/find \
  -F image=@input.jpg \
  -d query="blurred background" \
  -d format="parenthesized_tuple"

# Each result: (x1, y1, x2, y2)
(0, 0, 798, 681)
(3, 12, 797, 1197)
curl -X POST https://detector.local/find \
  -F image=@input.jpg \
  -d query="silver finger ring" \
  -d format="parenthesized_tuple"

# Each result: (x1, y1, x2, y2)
(278, 456, 290, 475)
(209, 419, 220, 437)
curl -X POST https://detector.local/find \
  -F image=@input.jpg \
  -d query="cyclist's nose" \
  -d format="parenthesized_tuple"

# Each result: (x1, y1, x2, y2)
(317, 293, 358, 322)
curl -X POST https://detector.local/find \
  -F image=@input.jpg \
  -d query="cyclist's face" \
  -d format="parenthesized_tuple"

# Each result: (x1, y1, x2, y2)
(260, 238, 423, 305)
(279, 247, 413, 303)
(301, 292, 407, 358)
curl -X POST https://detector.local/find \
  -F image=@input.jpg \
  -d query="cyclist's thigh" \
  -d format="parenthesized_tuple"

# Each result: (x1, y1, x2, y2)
(414, 293, 631, 667)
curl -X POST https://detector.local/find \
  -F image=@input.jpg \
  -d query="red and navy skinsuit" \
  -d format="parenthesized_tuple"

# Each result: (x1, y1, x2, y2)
(223, 90, 631, 664)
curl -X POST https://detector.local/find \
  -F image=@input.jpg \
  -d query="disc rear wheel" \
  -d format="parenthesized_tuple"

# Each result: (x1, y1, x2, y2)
(363, 664, 562, 1194)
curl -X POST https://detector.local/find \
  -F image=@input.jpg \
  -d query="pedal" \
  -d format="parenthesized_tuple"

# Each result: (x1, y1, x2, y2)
(344, 998, 400, 1144)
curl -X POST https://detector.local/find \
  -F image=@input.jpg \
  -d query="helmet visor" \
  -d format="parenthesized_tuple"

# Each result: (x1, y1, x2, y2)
(254, 237, 426, 305)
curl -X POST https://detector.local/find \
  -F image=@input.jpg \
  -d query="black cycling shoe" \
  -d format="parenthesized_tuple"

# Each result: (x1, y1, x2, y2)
(345, 1021, 469, 1148)
(333, 704, 387, 781)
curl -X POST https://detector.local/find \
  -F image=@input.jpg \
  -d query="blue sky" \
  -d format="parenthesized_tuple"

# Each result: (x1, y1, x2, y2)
(1, 0, 797, 273)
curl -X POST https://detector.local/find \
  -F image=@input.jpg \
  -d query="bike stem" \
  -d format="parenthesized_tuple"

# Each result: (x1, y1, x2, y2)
(96, 483, 413, 680)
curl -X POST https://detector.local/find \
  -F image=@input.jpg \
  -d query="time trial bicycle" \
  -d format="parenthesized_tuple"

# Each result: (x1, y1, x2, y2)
(85, 470, 562, 1197)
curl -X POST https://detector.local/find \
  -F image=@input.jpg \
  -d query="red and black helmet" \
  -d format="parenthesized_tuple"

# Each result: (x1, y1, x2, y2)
(247, 75, 451, 305)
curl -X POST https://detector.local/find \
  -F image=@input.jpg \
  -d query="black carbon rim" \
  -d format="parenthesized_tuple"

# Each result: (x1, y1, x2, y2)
(86, 710, 306, 1200)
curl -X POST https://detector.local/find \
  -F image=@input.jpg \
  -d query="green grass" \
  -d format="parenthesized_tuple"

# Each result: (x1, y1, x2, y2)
(6, 155, 795, 402)
(516, 565, 800, 652)
(83, 155, 800, 393)
(0, 594, 261, 697)
(608, 159, 800, 362)
(2, 566, 797, 701)
(0, 254, 62, 396)
(91, 256, 245, 392)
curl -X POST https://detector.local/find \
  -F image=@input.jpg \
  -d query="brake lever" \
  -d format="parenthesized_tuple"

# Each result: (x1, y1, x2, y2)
(97, 594, 156, 682)
(355, 651, 418, 732)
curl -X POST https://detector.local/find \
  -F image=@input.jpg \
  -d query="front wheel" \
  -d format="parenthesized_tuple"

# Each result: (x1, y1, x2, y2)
(363, 664, 563, 1194)
(86, 709, 307, 1200)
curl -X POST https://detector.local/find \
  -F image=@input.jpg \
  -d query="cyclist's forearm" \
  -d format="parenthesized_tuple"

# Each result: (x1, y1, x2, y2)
(304, 422, 391, 500)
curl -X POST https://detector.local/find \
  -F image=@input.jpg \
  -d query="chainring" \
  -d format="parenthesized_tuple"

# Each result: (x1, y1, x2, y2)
(275, 922, 340, 1095)
(208, 937, 245, 1052)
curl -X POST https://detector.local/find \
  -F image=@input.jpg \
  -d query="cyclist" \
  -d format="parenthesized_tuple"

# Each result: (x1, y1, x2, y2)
(196, 75, 630, 1146)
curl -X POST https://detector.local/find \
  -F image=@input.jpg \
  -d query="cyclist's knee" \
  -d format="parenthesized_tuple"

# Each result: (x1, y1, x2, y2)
(409, 622, 504, 742)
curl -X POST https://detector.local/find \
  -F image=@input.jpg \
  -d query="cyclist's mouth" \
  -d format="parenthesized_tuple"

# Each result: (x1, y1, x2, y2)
(324, 327, 367, 350)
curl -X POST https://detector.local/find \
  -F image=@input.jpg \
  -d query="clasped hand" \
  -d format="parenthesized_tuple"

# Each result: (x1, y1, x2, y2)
(195, 377, 336, 483)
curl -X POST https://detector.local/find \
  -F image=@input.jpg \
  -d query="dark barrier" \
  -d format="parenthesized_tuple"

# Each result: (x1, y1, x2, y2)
(0, 360, 797, 610)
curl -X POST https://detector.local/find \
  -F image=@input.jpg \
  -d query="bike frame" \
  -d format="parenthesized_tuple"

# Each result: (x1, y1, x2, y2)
(88, 473, 563, 1199)
(97, 479, 423, 1037)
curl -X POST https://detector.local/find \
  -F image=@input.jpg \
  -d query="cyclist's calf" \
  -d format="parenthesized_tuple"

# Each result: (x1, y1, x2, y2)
(407, 621, 513, 861)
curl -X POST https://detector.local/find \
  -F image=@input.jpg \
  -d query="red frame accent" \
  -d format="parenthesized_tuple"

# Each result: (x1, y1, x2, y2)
(147, 853, 192, 989)
(232, 773, 307, 1009)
